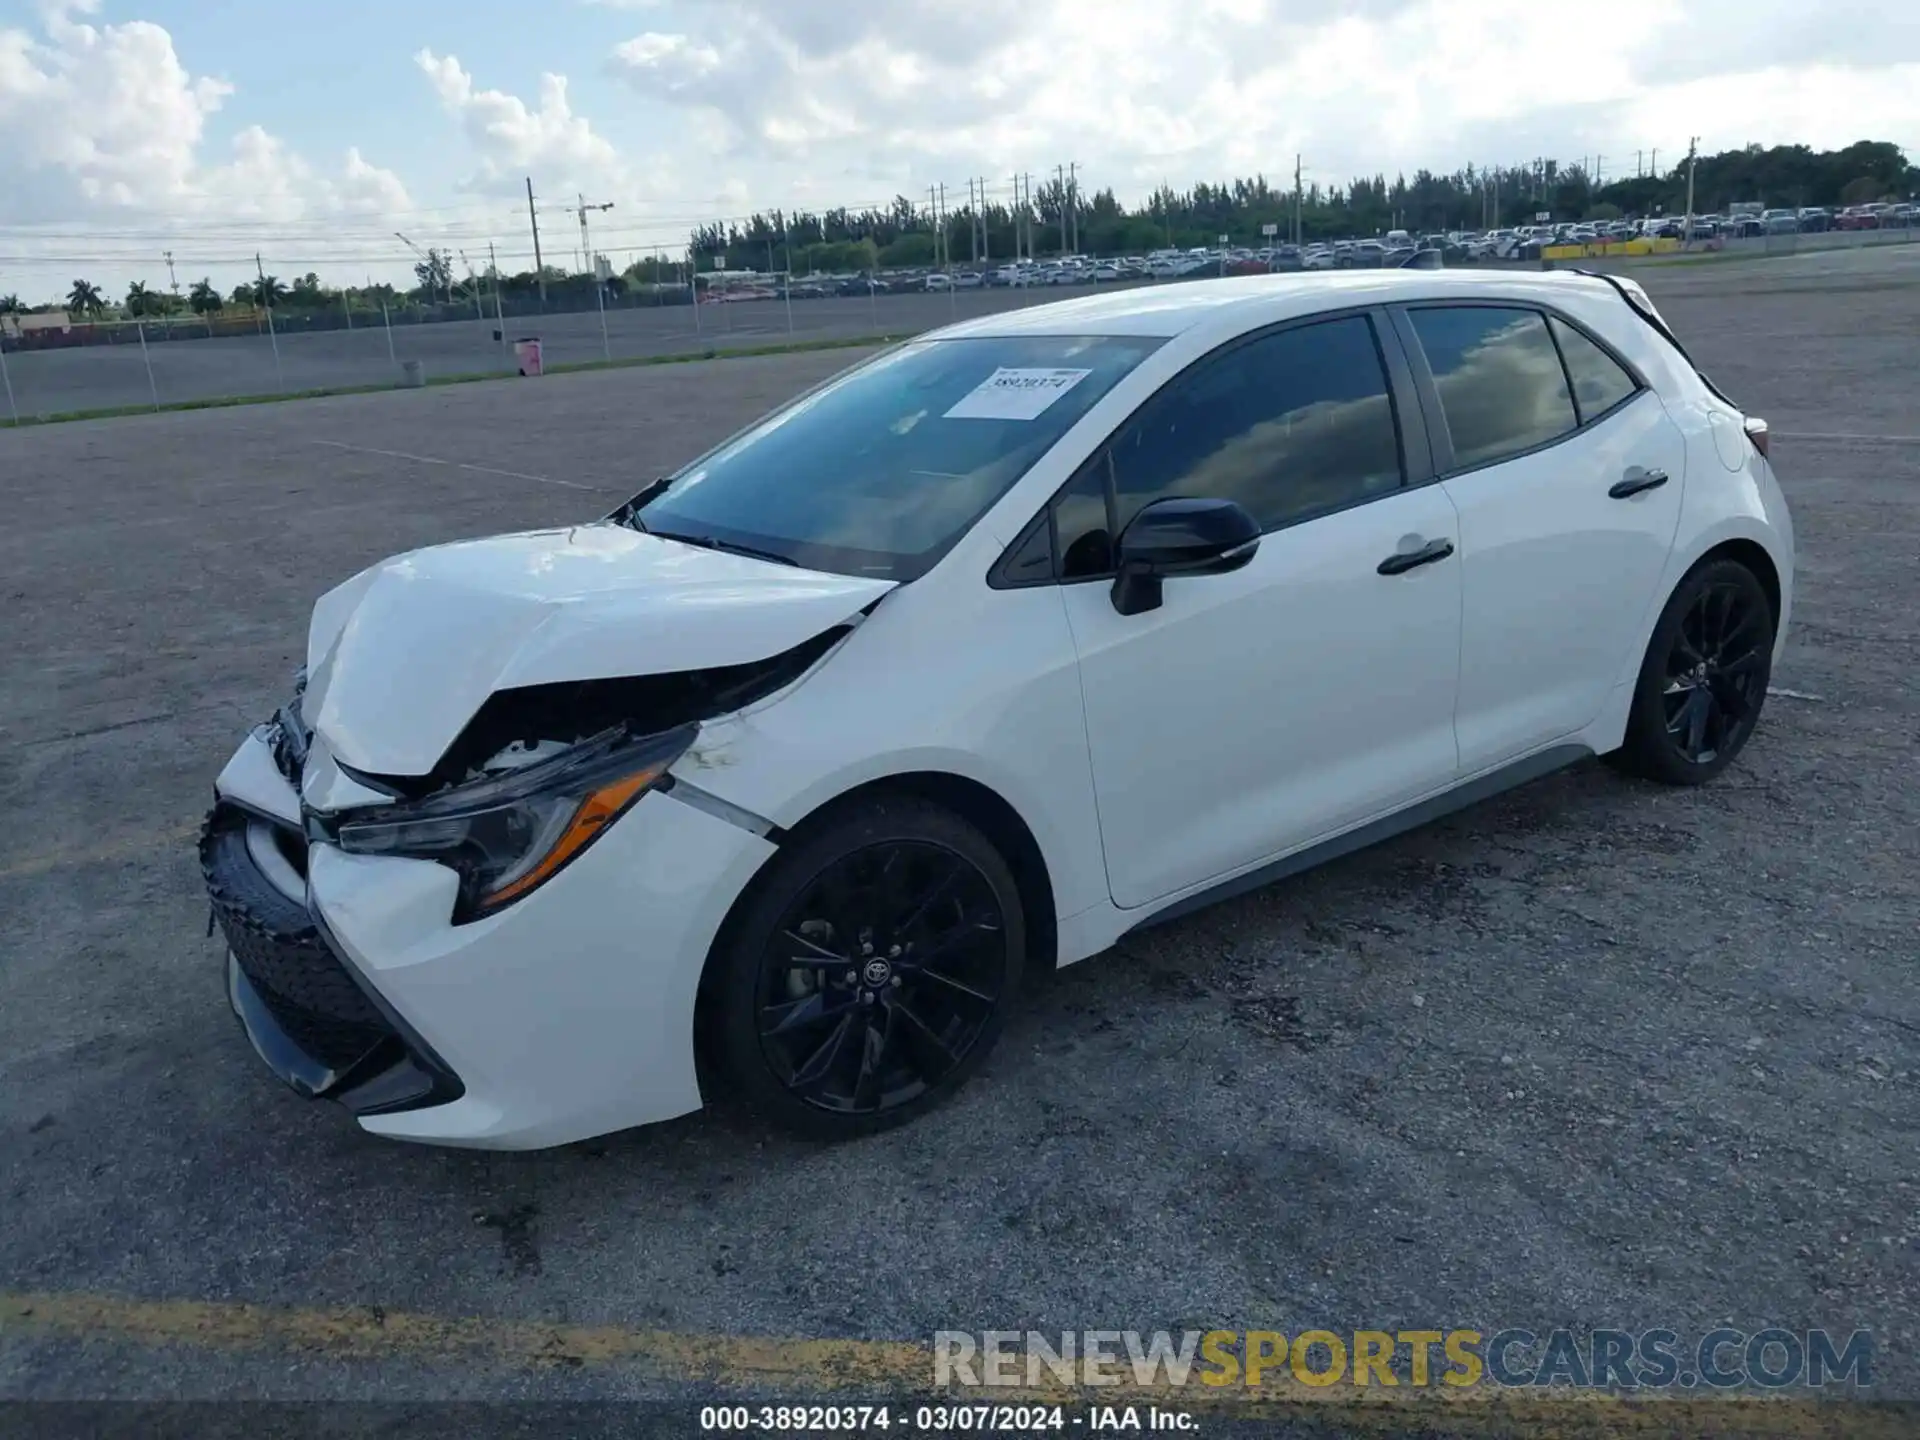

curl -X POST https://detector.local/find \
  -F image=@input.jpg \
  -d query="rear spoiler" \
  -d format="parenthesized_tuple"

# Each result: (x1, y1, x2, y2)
(1570, 267, 1742, 410)
(1571, 267, 1768, 457)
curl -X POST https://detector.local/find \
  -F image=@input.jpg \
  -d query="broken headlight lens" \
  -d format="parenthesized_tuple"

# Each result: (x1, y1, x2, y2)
(333, 723, 697, 918)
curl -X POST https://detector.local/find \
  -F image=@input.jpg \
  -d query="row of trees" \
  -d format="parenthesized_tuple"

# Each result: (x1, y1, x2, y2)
(53, 272, 414, 320)
(681, 140, 1917, 272)
(15, 141, 1915, 321)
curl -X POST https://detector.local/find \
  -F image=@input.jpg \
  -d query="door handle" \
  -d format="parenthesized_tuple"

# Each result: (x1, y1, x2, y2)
(1609, 467, 1670, 499)
(1376, 537, 1455, 575)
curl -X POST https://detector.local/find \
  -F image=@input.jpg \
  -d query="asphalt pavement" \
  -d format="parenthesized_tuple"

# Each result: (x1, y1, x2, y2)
(0, 249, 1915, 1426)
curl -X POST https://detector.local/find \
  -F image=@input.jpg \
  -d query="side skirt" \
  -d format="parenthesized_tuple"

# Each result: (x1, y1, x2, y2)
(1122, 743, 1593, 936)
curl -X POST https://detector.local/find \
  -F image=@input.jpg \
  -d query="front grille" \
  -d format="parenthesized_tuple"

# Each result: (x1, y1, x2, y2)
(201, 807, 395, 1074)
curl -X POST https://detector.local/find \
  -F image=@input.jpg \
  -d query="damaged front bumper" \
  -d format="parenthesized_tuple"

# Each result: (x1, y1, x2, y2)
(202, 698, 780, 1149)
(202, 720, 464, 1119)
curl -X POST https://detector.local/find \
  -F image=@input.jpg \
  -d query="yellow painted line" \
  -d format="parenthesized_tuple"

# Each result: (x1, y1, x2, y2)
(0, 1292, 1907, 1437)
(0, 822, 199, 882)
(0, 1291, 926, 1387)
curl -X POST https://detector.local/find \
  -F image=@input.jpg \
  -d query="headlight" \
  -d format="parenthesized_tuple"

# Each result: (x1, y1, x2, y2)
(333, 722, 697, 918)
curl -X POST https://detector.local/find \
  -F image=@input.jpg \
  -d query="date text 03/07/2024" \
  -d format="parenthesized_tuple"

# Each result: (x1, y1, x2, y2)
(698, 1403, 1195, 1431)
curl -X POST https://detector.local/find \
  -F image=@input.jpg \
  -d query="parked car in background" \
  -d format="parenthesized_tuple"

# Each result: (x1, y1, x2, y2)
(1762, 209, 1800, 234)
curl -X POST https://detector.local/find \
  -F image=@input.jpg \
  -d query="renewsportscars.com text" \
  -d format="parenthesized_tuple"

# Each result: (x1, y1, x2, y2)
(933, 1327, 1873, 1391)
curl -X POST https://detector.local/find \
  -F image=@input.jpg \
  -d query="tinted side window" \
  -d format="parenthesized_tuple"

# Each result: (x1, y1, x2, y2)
(1105, 316, 1403, 540)
(1549, 315, 1640, 424)
(1408, 306, 1578, 470)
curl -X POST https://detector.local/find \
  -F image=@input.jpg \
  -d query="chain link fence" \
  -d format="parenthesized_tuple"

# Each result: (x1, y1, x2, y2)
(4, 222, 1916, 423)
(0, 277, 1101, 422)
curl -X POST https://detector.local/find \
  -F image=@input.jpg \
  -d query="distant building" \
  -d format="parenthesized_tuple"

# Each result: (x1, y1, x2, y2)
(3, 312, 74, 337)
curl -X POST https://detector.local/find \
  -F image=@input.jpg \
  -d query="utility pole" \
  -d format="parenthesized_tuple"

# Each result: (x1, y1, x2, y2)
(1056, 164, 1068, 255)
(968, 178, 979, 265)
(254, 252, 282, 391)
(1684, 136, 1700, 241)
(163, 250, 179, 305)
(1010, 173, 1023, 262)
(526, 177, 547, 306)
(489, 241, 507, 361)
(1593, 154, 1604, 187)
(1070, 162, 1080, 254)
(1293, 154, 1304, 247)
(1650, 148, 1659, 178)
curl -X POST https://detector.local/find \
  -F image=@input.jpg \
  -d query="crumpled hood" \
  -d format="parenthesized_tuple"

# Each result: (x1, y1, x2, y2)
(302, 522, 893, 776)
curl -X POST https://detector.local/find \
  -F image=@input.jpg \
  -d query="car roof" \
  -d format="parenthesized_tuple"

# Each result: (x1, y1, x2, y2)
(933, 268, 1618, 340)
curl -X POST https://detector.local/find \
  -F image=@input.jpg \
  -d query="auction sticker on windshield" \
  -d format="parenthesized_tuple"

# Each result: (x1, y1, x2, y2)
(944, 367, 1094, 421)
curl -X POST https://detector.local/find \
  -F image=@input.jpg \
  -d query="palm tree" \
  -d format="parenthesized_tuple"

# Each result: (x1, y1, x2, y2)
(67, 279, 105, 317)
(0, 293, 22, 314)
(253, 274, 287, 308)
(188, 279, 222, 315)
(126, 281, 153, 317)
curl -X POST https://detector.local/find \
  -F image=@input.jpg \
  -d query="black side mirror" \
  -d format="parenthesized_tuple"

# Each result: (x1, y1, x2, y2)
(1110, 497, 1260, 616)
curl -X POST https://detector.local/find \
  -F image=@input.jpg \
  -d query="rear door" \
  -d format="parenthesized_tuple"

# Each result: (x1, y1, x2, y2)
(1395, 303, 1687, 772)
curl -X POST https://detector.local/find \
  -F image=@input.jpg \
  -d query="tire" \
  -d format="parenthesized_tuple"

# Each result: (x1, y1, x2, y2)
(1609, 558, 1776, 786)
(707, 795, 1026, 1139)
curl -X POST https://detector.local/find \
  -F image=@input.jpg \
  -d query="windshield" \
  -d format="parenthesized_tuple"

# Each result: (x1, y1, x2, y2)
(625, 334, 1164, 581)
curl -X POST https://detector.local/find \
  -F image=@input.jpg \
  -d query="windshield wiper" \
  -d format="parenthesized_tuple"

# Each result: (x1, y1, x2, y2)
(607, 476, 673, 531)
(647, 528, 800, 568)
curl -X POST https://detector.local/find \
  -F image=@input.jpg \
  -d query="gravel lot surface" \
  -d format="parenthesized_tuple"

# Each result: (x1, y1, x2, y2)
(1, 249, 1914, 1424)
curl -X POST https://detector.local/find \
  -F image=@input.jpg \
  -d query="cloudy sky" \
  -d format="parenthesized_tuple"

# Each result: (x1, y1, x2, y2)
(2, 0, 1917, 298)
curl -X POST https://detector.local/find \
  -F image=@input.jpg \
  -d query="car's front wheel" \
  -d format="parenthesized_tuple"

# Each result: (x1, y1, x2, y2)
(707, 795, 1025, 1138)
(1610, 557, 1776, 786)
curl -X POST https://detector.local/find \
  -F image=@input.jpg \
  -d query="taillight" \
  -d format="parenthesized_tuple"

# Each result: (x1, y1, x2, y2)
(1743, 415, 1770, 459)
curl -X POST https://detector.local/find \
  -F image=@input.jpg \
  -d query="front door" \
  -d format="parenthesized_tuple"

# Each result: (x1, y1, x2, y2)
(1054, 313, 1464, 910)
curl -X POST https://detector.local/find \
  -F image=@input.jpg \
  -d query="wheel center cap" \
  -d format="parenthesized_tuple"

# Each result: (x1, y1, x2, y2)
(861, 958, 893, 988)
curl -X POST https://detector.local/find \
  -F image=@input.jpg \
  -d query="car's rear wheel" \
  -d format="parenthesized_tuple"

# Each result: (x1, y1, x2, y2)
(1610, 558, 1775, 786)
(708, 795, 1025, 1139)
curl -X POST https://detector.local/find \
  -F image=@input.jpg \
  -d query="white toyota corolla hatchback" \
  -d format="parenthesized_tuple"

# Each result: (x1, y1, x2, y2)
(202, 269, 1793, 1149)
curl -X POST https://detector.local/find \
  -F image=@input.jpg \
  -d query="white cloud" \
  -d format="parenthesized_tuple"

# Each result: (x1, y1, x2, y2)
(416, 48, 624, 196)
(0, 3, 410, 222)
(605, 0, 1920, 208)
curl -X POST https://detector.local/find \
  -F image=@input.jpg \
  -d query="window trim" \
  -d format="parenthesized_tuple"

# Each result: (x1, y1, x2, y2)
(987, 305, 1427, 590)
(1390, 299, 1651, 481)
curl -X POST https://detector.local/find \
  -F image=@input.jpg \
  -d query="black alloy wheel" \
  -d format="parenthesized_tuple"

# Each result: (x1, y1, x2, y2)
(1662, 579, 1770, 764)
(1612, 558, 1775, 785)
(711, 796, 1024, 1137)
